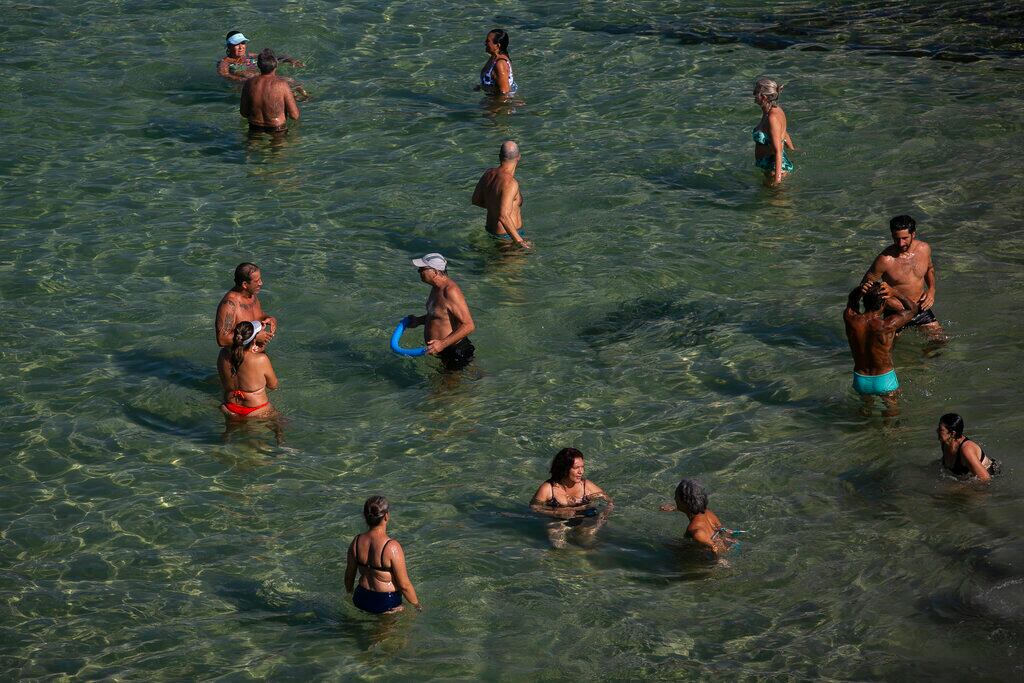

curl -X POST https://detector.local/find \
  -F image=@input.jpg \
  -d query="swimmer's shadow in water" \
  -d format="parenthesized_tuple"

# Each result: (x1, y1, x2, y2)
(134, 118, 242, 158)
(303, 336, 425, 388)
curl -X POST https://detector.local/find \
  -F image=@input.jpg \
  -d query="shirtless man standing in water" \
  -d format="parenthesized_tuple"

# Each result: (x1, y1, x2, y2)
(404, 254, 476, 371)
(472, 140, 530, 248)
(844, 280, 918, 414)
(215, 263, 277, 348)
(861, 215, 943, 340)
(240, 49, 300, 133)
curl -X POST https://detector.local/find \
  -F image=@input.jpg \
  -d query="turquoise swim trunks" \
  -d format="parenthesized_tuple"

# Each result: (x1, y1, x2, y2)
(755, 152, 794, 174)
(852, 369, 899, 396)
(489, 229, 525, 241)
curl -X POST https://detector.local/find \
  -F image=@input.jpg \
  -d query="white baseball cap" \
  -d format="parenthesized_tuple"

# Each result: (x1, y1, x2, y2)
(411, 253, 448, 270)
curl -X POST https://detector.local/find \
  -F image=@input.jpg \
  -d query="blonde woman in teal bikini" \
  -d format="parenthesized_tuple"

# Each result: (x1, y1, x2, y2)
(752, 77, 796, 185)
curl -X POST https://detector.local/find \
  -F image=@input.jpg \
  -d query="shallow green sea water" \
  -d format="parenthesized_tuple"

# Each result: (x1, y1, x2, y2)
(2, 1, 1024, 679)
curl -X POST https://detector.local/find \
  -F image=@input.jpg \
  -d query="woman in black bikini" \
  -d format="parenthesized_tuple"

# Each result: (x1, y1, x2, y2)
(344, 496, 421, 614)
(936, 413, 999, 481)
(530, 448, 612, 547)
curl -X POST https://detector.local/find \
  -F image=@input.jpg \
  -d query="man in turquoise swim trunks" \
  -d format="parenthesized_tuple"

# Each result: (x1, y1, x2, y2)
(843, 281, 918, 410)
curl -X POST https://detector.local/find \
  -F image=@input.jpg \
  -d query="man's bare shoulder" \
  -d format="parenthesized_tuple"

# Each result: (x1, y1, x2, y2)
(914, 239, 932, 254)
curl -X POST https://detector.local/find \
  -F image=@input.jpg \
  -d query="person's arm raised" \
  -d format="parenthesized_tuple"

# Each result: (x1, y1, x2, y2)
(879, 282, 918, 330)
(386, 541, 421, 611)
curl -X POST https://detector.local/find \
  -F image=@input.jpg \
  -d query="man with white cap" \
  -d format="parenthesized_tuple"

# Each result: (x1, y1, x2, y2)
(404, 253, 476, 370)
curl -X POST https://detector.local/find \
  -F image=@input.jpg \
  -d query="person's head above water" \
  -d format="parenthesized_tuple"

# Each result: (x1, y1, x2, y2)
(486, 29, 510, 56)
(862, 281, 886, 312)
(549, 447, 584, 483)
(233, 262, 262, 293)
(753, 76, 783, 109)
(889, 215, 916, 253)
(225, 31, 248, 46)
(499, 140, 520, 163)
(937, 413, 965, 442)
(256, 48, 278, 74)
(229, 320, 262, 375)
(412, 253, 448, 281)
(225, 31, 248, 57)
(674, 478, 708, 516)
(363, 495, 390, 527)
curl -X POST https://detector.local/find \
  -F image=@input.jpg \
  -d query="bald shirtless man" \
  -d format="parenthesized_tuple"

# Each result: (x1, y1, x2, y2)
(215, 263, 278, 348)
(844, 281, 917, 411)
(240, 49, 300, 133)
(404, 253, 476, 371)
(472, 140, 530, 248)
(862, 215, 943, 340)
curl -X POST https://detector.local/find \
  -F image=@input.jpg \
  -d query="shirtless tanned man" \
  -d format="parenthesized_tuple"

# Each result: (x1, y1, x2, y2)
(862, 215, 943, 340)
(472, 140, 530, 248)
(404, 253, 476, 371)
(844, 281, 918, 409)
(215, 263, 278, 348)
(240, 49, 300, 133)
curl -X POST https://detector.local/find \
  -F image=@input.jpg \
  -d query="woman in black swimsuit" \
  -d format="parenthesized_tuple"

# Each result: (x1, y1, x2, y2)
(936, 413, 999, 481)
(530, 448, 613, 547)
(344, 496, 421, 614)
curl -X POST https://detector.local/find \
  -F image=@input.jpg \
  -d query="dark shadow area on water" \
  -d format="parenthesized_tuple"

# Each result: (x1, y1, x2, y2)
(303, 336, 424, 389)
(208, 574, 416, 651)
(135, 118, 244, 160)
(113, 350, 212, 394)
(473, 502, 729, 583)
(497, 5, 1024, 63)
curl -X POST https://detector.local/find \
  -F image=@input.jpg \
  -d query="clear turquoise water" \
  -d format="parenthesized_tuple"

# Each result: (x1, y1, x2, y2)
(2, 1, 1024, 679)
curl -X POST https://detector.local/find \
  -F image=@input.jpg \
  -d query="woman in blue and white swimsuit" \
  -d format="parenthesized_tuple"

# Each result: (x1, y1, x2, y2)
(478, 29, 517, 96)
(752, 77, 796, 185)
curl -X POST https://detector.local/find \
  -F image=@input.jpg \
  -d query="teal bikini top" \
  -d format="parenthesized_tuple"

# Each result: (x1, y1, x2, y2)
(752, 128, 769, 145)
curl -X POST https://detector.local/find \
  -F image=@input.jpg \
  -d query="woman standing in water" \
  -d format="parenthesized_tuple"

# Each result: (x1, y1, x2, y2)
(217, 321, 278, 419)
(478, 29, 517, 96)
(345, 496, 421, 614)
(936, 413, 999, 481)
(530, 448, 612, 548)
(752, 76, 796, 185)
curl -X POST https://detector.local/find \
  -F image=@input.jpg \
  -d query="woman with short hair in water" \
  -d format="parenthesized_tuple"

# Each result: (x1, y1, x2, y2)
(344, 496, 421, 614)
(751, 76, 796, 185)
(477, 29, 517, 96)
(217, 320, 278, 419)
(659, 479, 737, 555)
(530, 448, 612, 547)
(936, 413, 999, 481)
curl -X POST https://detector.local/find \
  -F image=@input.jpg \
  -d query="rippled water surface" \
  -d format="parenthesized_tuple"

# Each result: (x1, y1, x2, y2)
(3, 1, 1024, 679)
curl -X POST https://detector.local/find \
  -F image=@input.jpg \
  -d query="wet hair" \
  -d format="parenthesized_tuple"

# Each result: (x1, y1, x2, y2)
(229, 321, 257, 375)
(233, 262, 259, 287)
(939, 413, 964, 438)
(889, 215, 917, 234)
(674, 478, 708, 514)
(548, 447, 584, 483)
(363, 495, 390, 526)
(257, 48, 278, 74)
(488, 29, 510, 56)
(753, 76, 783, 109)
(499, 140, 520, 161)
(863, 282, 885, 312)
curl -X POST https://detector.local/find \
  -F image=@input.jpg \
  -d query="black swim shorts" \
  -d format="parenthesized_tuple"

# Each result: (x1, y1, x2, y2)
(897, 308, 937, 333)
(437, 337, 475, 371)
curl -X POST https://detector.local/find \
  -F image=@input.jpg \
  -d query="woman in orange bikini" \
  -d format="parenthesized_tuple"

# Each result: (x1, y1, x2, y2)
(217, 320, 278, 419)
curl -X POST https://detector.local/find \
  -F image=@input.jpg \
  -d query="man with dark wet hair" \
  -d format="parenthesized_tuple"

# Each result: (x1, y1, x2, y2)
(240, 49, 300, 133)
(862, 215, 943, 340)
(472, 140, 530, 248)
(214, 263, 277, 347)
(843, 281, 917, 402)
